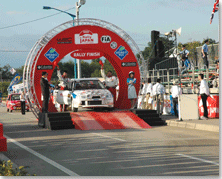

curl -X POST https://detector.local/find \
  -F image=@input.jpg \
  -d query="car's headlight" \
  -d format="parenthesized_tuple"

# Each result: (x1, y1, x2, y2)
(106, 94, 113, 98)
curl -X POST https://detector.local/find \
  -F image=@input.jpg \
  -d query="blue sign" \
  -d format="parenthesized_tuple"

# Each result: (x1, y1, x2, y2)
(114, 46, 128, 60)
(44, 48, 59, 62)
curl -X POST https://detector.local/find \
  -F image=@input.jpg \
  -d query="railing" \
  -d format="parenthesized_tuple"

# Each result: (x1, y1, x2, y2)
(147, 65, 219, 94)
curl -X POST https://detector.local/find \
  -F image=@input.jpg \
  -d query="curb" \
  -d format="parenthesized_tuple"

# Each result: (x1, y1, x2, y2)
(166, 120, 219, 133)
(0, 153, 18, 168)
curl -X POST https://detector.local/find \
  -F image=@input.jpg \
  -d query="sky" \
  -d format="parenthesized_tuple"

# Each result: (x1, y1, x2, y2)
(0, 0, 219, 68)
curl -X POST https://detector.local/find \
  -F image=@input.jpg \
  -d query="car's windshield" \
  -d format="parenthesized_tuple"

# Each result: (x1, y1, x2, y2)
(11, 94, 20, 100)
(74, 80, 105, 90)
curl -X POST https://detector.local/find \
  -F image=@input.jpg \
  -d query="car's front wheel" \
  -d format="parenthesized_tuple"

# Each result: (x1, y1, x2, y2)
(7, 108, 9, 112)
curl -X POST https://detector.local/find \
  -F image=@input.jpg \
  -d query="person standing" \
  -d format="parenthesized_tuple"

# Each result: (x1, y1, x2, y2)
(40, 72, 51, 113)
(100, 61, 118, 105)
(152, 78, 165, 115)
(141, 79, 148, 109)
(170, 80, 182, 118)
(179, 45, 190, 60)
(57, 65, 69, 111)
(127, 71, 137, 109)
(20, 91, 26, 115)
(145, 78, 153, 110)
(198, 74, 210, 120)
(0, 90, 2, 105)
(201, 39, 209, 69)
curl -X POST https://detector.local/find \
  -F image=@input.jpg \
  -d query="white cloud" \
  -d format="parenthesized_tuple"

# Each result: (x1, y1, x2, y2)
(6, 11, 27, 15)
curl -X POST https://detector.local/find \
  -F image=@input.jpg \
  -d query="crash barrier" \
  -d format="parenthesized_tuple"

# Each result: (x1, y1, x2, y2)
(70, 111, 151, 130)
(178, 94, 199, 120)
(0, 123, 7, 151)
(198, 94, 219, 118)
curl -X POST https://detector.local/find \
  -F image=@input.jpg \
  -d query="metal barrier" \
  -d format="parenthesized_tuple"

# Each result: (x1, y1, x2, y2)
(147, 65, 218, 94)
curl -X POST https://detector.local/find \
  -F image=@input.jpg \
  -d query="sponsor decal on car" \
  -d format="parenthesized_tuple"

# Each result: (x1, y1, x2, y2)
(44, 48, 59, 62)
(114, 46, 128, 60)
(75, 30, 98, 44)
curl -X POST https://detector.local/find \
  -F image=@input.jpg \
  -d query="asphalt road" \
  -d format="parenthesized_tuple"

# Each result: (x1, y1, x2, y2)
(0, 106, 219, 176)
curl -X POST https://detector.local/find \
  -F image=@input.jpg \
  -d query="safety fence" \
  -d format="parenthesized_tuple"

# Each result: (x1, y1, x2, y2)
(146, 64, 218, 94)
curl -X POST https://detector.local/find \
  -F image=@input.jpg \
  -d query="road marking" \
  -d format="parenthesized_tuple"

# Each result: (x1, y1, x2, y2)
(92, 133, 127, 142)
(4, 135, 79, 176)
(176, 154, 219, 166)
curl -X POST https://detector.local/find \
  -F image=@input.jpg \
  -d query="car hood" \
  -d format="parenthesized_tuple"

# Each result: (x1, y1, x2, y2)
(73, 89, 111, 96)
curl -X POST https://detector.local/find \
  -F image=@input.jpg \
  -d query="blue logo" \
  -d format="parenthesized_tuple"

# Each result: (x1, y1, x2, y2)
(114, 46, 128, 60)
(44, 48, 59, 62)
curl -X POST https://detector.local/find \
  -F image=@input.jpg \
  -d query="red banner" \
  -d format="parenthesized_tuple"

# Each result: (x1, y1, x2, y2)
(198, 94, 219, 118)
(70, 50, 104, 60)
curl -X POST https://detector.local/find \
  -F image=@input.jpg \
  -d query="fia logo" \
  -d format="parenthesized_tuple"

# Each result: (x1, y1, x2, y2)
(101, 35, 111, 43)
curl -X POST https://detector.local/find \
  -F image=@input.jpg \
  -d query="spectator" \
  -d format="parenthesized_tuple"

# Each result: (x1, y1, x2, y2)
(198, 73, 210, 120)
(201, 39, 209, 69)
(0, 90, 2, 104)
(40, 72, 51, 113)
(181, 56, 191, 75)
(178, 45, 190, 60)
(141, 78, 148, 109)
(152, 78, 165, 115)
(170, 80, 182, 118)
(145, 78, 153, 110)
(127, 71, 137, 109)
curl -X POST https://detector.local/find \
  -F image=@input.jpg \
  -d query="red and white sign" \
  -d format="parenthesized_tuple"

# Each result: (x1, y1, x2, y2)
(75, 30, 98, 44)
(70, 50, 104, 60)
(198, 94, 219, 118)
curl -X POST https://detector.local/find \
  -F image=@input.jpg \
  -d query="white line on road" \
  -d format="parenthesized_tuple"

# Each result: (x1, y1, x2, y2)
(176, 154, 219, 166)
(92, 133, 127, 142)
(4, 135, 79, 176)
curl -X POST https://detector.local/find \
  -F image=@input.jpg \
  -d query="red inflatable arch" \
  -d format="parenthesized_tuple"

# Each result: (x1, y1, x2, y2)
(23, 19, 147, 118)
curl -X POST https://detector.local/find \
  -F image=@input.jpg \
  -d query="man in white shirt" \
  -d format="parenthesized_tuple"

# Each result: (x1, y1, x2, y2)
(152, 78, 165, 115)
(170, 80, 182, 118)
(100, 61, 118, 106)
(145, 78, 153, 110)
(141, 79, 148, 109)
(198, 73, 210, 119)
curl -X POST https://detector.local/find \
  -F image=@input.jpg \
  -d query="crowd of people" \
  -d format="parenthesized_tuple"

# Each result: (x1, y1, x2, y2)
(140, 72, 211, 120)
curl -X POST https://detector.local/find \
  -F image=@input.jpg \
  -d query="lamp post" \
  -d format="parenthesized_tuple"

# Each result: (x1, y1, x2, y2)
(43, 6, 77, 78)
(76, 0, 86, 79)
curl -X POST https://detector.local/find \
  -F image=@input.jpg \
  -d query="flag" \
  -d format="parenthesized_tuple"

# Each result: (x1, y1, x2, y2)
(9, 68, 16, 75)
(7, 73, 22, 92)
(210, 0, 219, 24)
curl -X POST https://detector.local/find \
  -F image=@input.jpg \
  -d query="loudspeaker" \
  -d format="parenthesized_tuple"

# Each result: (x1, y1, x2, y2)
(158, 41, 164, 58)
(151, 31, 160, 58)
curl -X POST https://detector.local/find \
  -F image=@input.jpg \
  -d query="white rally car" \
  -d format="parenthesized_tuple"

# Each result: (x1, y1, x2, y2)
(53, 78, 114, 112)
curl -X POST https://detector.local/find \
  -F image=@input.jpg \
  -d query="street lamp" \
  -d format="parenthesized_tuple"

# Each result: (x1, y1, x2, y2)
(43, 6, 76, 26)
(43, 6, 77, 79)
(76, 0, 86, 79)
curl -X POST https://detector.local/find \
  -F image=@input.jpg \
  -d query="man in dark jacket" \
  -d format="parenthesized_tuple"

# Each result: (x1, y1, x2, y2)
(40, 72, 51, 113)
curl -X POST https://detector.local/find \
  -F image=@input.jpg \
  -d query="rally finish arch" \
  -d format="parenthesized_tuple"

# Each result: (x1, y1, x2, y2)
(23, 18, 147, 118)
